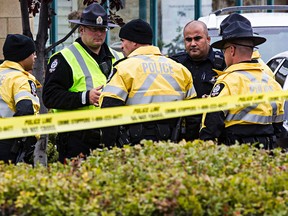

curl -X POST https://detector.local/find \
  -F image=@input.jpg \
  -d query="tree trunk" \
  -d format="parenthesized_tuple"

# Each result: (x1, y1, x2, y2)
(18, 0, 124, 166)
(34, 135, 48, 166)
(32, 0, 51, 166)
(20, 0, 33, 38)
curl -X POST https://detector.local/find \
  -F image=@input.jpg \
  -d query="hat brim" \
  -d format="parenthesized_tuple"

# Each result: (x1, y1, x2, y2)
(211, 36, 266, 49)
(69, 20, 119, 28)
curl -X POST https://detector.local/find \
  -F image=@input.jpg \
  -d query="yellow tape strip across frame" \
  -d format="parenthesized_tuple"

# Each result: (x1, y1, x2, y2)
(1, 90, 288, 140)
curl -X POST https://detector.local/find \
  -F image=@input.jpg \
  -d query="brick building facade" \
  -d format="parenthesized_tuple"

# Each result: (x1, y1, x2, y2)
(0, 0, 287, 60)
(0, 0, 24, 60)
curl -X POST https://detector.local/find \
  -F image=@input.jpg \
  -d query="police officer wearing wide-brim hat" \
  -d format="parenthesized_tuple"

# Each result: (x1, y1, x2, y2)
(43, 3, 124, 163)
(68, 2, 118, 28)
(200, 13, 286, 149)
(211, 13, 266, 50)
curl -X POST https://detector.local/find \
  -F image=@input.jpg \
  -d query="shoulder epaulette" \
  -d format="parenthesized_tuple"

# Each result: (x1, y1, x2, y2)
(213, 51, 226, 70)
(169, 52, 187, 63)
(170, 51, 186, 58)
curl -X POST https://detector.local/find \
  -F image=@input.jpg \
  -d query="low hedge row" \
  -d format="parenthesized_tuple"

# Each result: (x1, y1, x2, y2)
(0, 140, 287, 215)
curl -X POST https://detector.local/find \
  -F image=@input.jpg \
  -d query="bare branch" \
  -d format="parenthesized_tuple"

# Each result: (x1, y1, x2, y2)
(20, 0, 33, 38)
(45, 25, 79, 54)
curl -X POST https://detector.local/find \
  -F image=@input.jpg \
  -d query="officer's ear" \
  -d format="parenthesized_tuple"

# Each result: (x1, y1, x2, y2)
(207, 36, 211, 43)
(79, 25, 85, 34)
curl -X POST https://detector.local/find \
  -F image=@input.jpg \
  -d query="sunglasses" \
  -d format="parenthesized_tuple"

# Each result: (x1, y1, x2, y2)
(84, 26, 108, 33)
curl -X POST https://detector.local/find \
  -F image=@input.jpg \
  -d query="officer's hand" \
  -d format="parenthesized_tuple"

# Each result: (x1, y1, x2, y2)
(202, 94, 209, 98)
(89, 85, 103, 106)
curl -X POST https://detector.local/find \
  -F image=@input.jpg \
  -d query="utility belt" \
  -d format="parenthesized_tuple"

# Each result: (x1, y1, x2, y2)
(118, 121, 177, 146)
(10, 136, 37, 164)
(56, 129, 101, 153)
(57, 129, 100, 141)
(221, 135, 276, 150)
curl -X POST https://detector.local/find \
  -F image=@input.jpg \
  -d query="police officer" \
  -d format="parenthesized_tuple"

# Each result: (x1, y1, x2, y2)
(0, 34, 40, 164)
(43, 3, 124, 163)
(170, 20, 226, 141)
(99, 19, 197, 146)
(199, 13, 286, 149)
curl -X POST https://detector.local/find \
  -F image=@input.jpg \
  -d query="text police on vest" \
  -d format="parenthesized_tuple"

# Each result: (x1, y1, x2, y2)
(142, 62, 173, 74)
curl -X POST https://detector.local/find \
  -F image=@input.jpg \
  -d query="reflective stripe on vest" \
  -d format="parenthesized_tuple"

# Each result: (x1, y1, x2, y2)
(64, 43, 106, 91)
(52, 44, 123, 112)
(225, 71, 283, 124)
(14, 91, 39, 105)
(0, 68, 39, 117)
(226, 104, 273, 123)
(53, 43, 121, 112)
(124, 55, 195, 105)
(109, 48, 123, 61)
(0, 95, 14, 117)
(271, 102, 284, 122)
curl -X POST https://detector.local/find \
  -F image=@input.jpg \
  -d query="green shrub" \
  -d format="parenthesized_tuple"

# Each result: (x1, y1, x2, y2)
(46, 134, 59, 163)
(0, 140, 287, 215)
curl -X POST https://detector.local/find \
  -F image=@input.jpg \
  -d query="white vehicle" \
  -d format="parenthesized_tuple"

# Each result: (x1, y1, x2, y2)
(267, 51, 288, 87)
(198, 5, 288, 62)
(267, 51, 288, 131)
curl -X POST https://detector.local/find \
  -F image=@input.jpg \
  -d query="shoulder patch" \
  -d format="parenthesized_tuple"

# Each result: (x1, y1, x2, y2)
(49, 59, 58, 73)
(210, 83, 225, 97)
(28, 80, 37, 97)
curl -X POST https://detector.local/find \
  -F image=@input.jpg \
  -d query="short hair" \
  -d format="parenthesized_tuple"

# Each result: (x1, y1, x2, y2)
(183, 20, 209, 37)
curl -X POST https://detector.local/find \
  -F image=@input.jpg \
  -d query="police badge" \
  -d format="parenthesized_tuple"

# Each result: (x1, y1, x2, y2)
(211, 83, 225, 97)
(96, 16, 103, 25)
(49, 59, 58, 73)
(28, 80, 37, 97)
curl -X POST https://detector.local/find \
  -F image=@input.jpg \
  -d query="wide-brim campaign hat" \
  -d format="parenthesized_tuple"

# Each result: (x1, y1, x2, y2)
(69, 3, 118, 28)
(211, 13, 266, 49)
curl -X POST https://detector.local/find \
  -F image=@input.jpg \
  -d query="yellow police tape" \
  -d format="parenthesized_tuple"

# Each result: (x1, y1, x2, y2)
(1, 90, 288, 140)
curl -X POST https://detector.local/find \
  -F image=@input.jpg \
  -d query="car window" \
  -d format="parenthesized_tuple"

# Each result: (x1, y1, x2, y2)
(275, 60, 288, 87)
(258, 30, 288, 62)
(267, 58, 284, 72)
(277, 60, 288, 76)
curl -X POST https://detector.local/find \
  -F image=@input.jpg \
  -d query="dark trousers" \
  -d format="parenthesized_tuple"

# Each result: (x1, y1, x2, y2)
(127, 123, 173, 145)
(56, 129, 101, 163)
(0, 139, 17, 164)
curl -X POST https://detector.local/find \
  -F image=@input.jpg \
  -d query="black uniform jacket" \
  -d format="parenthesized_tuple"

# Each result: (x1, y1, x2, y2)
(170, 48, 226, 140)
(43, 38, 115, 110)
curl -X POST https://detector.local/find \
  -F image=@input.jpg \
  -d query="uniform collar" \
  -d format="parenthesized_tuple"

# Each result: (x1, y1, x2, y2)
(224, 62, 263, 73)
(207, 47, 217, 63)
(128, 45, 162, 57)
(213, 61, 263, 76)
(186, 46, 215, 63)
(0, 60, 27, 73)
(0, 60, 41, 87)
